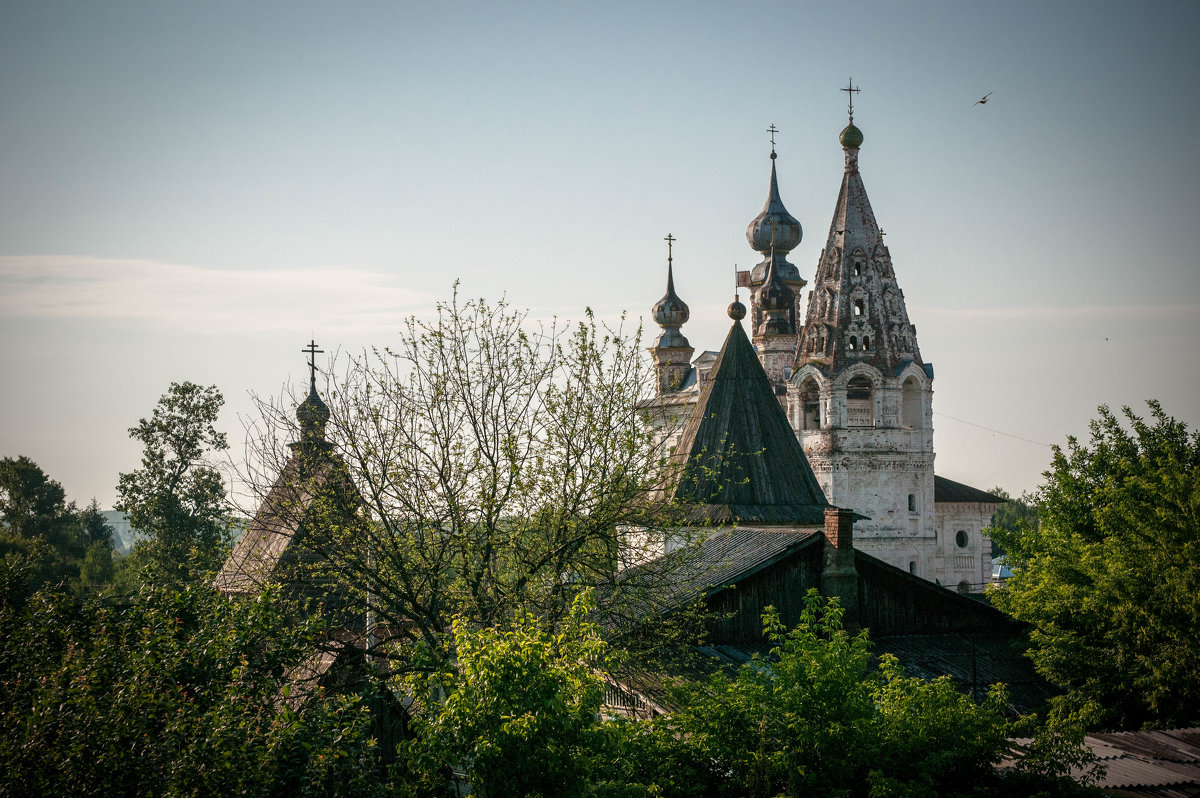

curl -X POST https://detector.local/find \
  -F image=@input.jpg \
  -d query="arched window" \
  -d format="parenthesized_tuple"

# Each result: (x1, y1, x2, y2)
(907, 493, 917, 513)
(853, 299, 864, 316)
(799, 377, 821, 431)
(849, 335, 858, 351)
(908, 561, 917, 575)
(853, 261, 862, 277)
(902, 376, 922, 429)
(846, 376, 874, 427)
(862, 336, 870, 351)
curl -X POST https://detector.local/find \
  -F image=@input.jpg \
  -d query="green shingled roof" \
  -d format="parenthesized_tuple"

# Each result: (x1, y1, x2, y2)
(673, 321, 830, 524)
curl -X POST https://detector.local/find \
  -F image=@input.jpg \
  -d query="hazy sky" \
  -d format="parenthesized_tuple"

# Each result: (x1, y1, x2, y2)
(2, 0, 1198, 509)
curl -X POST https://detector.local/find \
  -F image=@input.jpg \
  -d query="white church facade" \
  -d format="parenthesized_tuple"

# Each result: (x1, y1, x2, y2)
(645, 107, 1001, 594)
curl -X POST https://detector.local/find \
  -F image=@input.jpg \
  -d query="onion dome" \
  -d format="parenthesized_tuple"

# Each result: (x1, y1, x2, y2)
(297, 381, 330, 440)
(755, 251, 795, 336)
(746, 154, 803, 256)
(840, 122, 863, 149)
(653, 261, 690, 329)
(651, 237, 692, 350)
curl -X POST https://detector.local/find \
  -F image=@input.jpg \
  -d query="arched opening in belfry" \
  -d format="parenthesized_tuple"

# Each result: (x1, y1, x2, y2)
(902, 376, 922, 429)
(849, 335, 858, 351)
(799, 377, 821, 430)
(846, 375, 874, 428)
(853, 298, 864, 316)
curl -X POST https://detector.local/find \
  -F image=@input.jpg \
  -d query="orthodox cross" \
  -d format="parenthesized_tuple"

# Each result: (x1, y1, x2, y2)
(664, 233, 675, 265)
(842, 78, 861, 122)
(767, 123, 778, 154)
(302, 339, 323, 388)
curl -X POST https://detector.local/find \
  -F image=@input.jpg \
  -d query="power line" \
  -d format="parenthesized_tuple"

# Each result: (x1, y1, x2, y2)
(934, 412, 1052, 448)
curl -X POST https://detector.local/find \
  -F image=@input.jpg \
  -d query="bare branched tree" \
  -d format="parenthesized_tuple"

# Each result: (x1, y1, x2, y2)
(235, 292, 699, 666)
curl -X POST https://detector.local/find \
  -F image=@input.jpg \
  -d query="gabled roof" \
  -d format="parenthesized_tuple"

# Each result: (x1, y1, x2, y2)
(934, 475, 1006, 504)
(673, 321, 830, 525)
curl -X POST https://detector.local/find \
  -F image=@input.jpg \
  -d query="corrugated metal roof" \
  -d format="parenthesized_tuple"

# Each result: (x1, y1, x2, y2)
(1008, 728, 1200, 795)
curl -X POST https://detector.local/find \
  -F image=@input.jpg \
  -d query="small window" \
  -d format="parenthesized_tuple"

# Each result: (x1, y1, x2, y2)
(853, 262, 862, 277)
(849, 335, 858, 351)
(908, 561, 917, 575)
(853, 299, 864, 316)
(862, 336, 870, 351)
(907, 494, 917, 513)
(955, 530, 969, 548)
(957, 581, 971, 595)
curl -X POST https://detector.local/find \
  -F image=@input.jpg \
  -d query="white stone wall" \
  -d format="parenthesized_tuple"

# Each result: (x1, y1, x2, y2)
(934, 502, 997, 593)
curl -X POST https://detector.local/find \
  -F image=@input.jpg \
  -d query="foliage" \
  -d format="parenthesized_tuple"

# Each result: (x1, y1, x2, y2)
(0, 574, 393, 798)
(116, 381, 232, 585)
(985, 486, 1039, 557)
(990, 401, 1200, 730)
(243, 292, 694, 663)
(401, 591, 609, 798)
(0, 457, 115, 600)
(601, 591, 1097, 798)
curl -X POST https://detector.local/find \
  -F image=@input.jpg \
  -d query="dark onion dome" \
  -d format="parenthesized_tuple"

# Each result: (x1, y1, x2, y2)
(755, 255, 795, 336)
(297, 383, 330, 437)
(840, 122, 864, 149)
(746, 156, 802, 256)
(728, 298, 747, 321)
(653, 265, 690, 329)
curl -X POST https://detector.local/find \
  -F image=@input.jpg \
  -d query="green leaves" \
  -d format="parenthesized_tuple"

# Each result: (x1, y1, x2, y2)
(116, 382, 232, 587)
(991, 401, 1200, 730)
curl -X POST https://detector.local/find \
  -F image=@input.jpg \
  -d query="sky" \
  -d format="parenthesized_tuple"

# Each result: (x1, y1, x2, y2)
(1, 0, 1198, 510)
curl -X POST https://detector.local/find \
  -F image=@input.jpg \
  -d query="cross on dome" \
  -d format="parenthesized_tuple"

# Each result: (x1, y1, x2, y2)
(842, 78, 861, 122)
(302, 339, 323, 389)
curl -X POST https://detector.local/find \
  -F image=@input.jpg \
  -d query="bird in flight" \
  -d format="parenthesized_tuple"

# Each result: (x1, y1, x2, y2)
(974, 92, 993, 106)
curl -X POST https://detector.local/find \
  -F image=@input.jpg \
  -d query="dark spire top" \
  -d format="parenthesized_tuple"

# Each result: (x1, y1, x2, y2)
(297, 339, 330, 441)
(728, 264, 746, 320)
(746, 128, 804, 286)
(755, 227, 795, 336)
(651, 234, 691, 348)
(673, 320, 829, 525)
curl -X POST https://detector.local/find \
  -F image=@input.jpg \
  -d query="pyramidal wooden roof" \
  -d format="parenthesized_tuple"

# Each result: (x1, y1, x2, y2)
(673, 321, 831, 525)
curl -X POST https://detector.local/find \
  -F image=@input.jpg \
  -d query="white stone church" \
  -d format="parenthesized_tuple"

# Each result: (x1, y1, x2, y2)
(644, 109, 1001, 594)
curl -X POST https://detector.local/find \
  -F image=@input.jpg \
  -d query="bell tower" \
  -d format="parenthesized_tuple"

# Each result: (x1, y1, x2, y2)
(789, 85, 938, 578)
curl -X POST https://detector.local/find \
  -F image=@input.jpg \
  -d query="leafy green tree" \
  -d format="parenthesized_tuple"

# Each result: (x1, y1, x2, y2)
(991, 401, 1200, 730)
(244, 293, 697, 664)
(116, 381, 232, 584)
(604, 591, 1098, 798)
(0, 457, 107, 599)
(0, 575, 394, 798)
(401, 592, 609, 797)
(986, 486, 1039, 558)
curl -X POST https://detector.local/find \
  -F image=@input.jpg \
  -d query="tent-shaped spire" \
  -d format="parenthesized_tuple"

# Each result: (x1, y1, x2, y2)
(796, 116, 923, 376)
(673, 317, 830, 525)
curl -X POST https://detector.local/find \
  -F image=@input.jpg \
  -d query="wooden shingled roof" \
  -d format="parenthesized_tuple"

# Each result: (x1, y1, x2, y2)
(673, 321, 831, 525)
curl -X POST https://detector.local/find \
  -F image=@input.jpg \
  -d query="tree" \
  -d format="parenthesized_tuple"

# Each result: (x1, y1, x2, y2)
(596, 591, 1098, 798)
(0, 576, 394, 798)
(0, 457, 115, 599)
(401, 592, 609, 797)
(243, 293, 695, 664)
(986, 486, 1039, 558)
(116, 382, 232, 584)
(991, 401, 1200, 730)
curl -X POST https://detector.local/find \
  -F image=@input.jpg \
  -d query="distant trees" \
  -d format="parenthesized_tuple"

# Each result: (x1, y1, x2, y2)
(991, 401, 1200, 730)
(116, 381, 232, 585)
(0, 456, 114, 600)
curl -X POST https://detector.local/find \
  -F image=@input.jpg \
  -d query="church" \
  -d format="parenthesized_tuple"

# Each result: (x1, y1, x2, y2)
(643, 99, 1001, 594)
